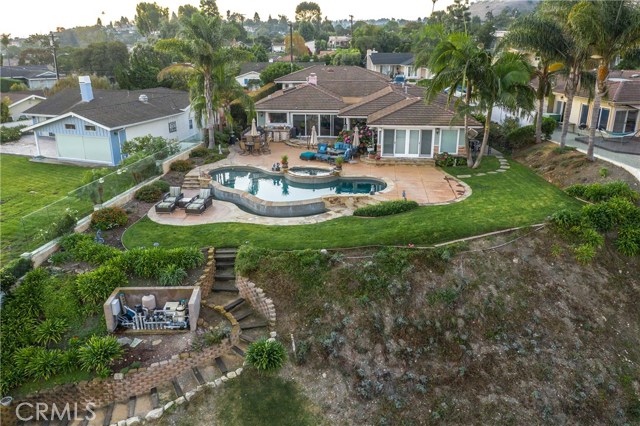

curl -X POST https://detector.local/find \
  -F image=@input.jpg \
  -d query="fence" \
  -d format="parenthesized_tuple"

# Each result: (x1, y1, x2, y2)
(15, 143, 199, 257)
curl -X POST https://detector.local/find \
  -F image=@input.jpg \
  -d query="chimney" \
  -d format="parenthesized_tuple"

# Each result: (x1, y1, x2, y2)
(307, 73, 317, 85)
(78, 76, 93, 102)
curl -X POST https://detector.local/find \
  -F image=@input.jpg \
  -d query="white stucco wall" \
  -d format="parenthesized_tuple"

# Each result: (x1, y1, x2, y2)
(236, 71, 261, 87)
(9, 97, 44, 120)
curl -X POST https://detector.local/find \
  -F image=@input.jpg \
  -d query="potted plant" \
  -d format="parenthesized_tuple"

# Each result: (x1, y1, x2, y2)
(281, 155, 289, 169)
(334, 156, 344, 170)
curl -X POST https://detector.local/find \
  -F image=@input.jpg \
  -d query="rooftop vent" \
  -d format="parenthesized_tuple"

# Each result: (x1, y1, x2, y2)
(139, 94, 148, 103)
(307, 73, 317, 85)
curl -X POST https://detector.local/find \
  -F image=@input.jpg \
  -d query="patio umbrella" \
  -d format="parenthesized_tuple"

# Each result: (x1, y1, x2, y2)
(250, 118, 260, 142)
(309, 125, 318, 147)
(352, 126, 360, 147)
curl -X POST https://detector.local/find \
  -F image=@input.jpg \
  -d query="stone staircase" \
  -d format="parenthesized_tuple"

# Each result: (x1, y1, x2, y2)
(182, 174, 201, 190)
(27, 249, 269, 426)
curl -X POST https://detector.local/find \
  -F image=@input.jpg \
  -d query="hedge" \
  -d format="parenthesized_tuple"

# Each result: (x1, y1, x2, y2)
(354, 200, 419, 217)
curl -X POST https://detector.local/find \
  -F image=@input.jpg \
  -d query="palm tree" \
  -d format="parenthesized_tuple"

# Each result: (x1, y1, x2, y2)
(422, 32, 486, 167)
(475, 52, 535, 167)
(156, 12, 232, 149)
(504, 14, 568, 144)
(568, 0, 640, 160)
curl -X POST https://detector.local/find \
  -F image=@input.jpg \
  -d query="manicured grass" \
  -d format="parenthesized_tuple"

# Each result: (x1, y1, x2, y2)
(443, 156, 501, 177)
(0, 155, 93, 265)
(123, 160, 583, 250)
(215, 371, 321, 426)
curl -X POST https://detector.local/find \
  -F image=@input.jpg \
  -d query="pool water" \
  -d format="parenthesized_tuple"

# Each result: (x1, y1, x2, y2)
(288, 166, 332, 177)
(210, 168, 386, 202)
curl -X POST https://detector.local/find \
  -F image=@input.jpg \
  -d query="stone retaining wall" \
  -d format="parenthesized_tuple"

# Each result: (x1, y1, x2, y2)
(236, 276, 276, 327)
(197, 248, 215, 298)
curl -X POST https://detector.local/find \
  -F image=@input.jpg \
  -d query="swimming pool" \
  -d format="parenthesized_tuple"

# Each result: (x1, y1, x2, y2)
(288, 166, 333, 177)
(209, 166, 387, 217)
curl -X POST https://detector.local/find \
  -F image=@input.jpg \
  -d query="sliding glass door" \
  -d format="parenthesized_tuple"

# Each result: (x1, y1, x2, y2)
(382, 129, 434, 158)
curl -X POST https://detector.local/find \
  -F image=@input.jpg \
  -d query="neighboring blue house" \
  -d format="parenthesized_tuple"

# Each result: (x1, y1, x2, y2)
(23, 76, 198, 165)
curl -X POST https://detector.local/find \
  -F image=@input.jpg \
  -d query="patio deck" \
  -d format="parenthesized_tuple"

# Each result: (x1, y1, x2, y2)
(148, 141, 468, 226)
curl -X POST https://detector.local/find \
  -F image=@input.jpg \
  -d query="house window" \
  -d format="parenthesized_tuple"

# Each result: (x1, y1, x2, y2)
(597, 108, 610, 130)
(579, 104, 589, 127)
(189, 119, 193, 130)
(613, 110, 638, 133)
(268, 113, 287, 124)
(84, 125, 96, 131)
(168, 121, 177, 133)
(64, 124, 76, 130)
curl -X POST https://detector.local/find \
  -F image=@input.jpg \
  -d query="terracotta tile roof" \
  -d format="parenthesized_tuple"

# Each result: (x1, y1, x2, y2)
(368, 97, 482, 127)
(274, 65, 390, 83)
(24, 87, 190, 128)
(254, 83, 347, 111)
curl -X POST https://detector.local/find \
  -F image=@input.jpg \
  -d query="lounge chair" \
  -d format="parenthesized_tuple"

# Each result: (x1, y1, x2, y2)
(329, 148, 353, 165)
(155, 186, 183, 213)
(315, 143, 330, 161)
(185, 188, 213, 215)
(599, 129, 638, 142)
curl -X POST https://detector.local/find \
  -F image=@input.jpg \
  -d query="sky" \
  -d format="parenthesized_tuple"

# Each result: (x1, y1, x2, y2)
(0, 0, 456, 38)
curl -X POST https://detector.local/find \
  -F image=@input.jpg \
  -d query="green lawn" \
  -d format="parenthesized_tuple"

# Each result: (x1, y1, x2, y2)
(123, 160, 583, 250)
(0, 155, 92, 264)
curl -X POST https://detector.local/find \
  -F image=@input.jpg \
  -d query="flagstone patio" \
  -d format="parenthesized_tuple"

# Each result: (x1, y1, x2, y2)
(147, 141, 469, 226)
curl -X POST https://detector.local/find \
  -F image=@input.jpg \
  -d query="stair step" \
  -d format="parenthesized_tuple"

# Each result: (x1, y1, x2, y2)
(102, 403, 114, 426)
(223, 298, 245, 312)
(172, 378, 184, 398)
(232, 345, 245, 357)
(215, 356, 228, 374)
(216, 248, 238, 254)
(128, 396, 136, 418)
(233, 309, 253, 322)
(110, 401, 129, 424)
(213, 282, 238, 292)
(134, 393, 153, 417)
(192, 366, 206, 386)
(216, 260, 236, 267)
(150, 387, 160, 409)
(240, 320, 269, 330)
(175, 368, 200, 395)
(215, 273, 236, 281)
(240, 333, 257, 343)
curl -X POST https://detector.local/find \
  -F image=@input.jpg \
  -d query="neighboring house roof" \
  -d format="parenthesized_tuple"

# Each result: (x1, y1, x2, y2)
(369, 53, 415, 66)
(238, 62, 314, 76)
(2, 90, 46, 106)
(553, 71, 640, 103)
(24, 87, 190, 129)
(368, 96, 481, 127)
(0, 65, 57, 80)
(275, 65, 390, 84)
(255, 83, 346, 111)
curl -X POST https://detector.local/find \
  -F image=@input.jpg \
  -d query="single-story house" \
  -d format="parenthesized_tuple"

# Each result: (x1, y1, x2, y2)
(551, 70, 640, 134)
(257, 66, 480, 159)
(236, 62, 315, 90)
(22, 76, 198, 165)
(365, 50, 432, 82)
(0, 65, 58, 89)
(1, 90, 46, 121)
(271, 43, 286, 53)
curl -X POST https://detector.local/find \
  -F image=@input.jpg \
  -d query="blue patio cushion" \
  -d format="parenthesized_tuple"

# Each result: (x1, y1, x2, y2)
(300, 152, 316, 160)
(317, 143, 328, 153)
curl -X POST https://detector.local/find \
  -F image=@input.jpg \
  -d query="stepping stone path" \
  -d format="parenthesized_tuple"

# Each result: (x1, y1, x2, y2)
(49, 248, 270, 426)
(455, 153, 511, 179)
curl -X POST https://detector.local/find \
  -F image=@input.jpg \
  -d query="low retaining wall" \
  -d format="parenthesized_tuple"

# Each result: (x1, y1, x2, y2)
(236, 276, 276, 328)
(197, 248, 216, 298)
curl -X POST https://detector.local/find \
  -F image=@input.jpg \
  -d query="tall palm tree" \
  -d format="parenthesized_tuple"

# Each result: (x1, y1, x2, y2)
(423, 32, 486, 167)
(504, 14, 568, 144)
(568, 0, 640, 160)
(475, 52, 535, 167)
(156, 13, 231, 149)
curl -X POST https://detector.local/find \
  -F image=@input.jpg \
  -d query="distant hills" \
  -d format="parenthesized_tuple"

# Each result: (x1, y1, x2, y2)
(468, 0, 540, 19)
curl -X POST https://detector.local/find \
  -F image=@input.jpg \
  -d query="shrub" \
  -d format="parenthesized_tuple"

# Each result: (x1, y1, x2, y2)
(60, 233, 93, 252)
(120, 246, 204, 278)
(34, 319, 69, 346)
(169, 159, 194, 172)
(189, 146, 210, 158)
(122, 135, 179, 157)
(26, 347, 63, 380)
(78, 336, 124, 378)
(0, 257, 33, 292)
(152, 179, 170, 193)
(135, 184, 163, 202)
(574, 243, 597, 264)
(435, 153, 466, 167)
(566, 181, 639, 203)
(0, 125, 26, 143)
(354, 200, 419, 217)
(47, 210, 78, 240)
(91, 207, 128, 230)
(76, 266, 128, 308)
(71, 237, 121, 264)
(541, 117, 557, 140)
(245, 338, 287, 374)
(506, 125, 536, 150)
(599, 167, 609, 178)
(81, 167, 112, 185)
(582, 197, 640, 232)
(48, 251, 73, 265)
(159, 264, 188, 286)
(548, 209, 582, 229)
(617, 226, 640, 257)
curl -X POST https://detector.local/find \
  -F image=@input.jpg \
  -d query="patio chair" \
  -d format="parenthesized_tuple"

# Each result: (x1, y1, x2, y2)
(260, 137, 272, 154)
(315, 143, 330, 161)
(155, 186, 183, 213)
(185, 188, 213, 215)
(599, 129, 638, 143)
(238, 140, 249, 155)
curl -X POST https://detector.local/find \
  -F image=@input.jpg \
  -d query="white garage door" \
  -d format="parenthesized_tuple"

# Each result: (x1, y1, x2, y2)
(57, 135, 112, 163)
